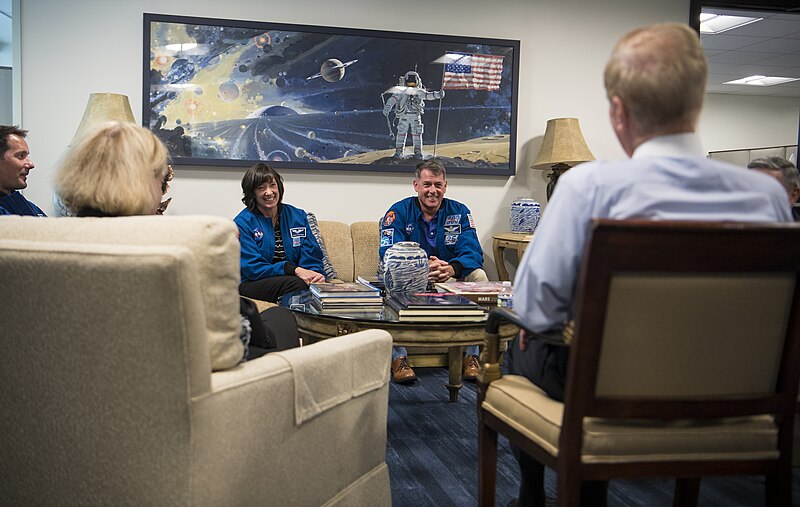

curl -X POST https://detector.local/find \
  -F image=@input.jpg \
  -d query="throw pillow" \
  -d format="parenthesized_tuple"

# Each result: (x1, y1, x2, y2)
(306, 212, 338, 281)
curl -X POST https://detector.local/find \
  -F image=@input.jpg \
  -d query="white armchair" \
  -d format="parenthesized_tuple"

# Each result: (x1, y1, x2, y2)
(0, 216, 392, 506)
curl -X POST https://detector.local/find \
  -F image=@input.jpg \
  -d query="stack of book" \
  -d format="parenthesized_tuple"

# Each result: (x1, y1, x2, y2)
(434, 281, 510, 310)
(309, 282, 383, 314)
(355, 275, 386, 294)
(385, 292, 487, 322)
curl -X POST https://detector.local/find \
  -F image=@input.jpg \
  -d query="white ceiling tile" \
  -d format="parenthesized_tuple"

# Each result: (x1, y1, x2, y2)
(707, 50, 775, 65)
(727, 19, 800, 38)
(701, 34, 770, 51)
(761, 53, 800, 67)
(742, 38, 800, 54)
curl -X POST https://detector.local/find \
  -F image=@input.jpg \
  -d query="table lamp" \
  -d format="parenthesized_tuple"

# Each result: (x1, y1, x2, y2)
(70, 92, 135, 146)
(532, 118, 595, 200)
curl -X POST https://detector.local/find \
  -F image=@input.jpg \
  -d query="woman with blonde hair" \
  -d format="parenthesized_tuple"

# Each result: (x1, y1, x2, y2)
(56, 121, 168, 217)
(56, 121, 298, 357)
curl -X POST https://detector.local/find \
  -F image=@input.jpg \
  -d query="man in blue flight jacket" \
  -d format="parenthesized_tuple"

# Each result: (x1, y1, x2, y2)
(0, 125, 46, 216)
(380, 158, 488, 383)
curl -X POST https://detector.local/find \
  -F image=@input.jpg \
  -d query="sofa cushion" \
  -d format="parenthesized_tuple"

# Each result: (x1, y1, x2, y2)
(0, 215, 243, 371)
(351, 221, 381, 281)
(306, 212, 338, 281)
(319, 220, 355, 282)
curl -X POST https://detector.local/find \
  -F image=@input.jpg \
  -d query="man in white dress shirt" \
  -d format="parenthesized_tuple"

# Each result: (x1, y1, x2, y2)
(506, 23, 792, 507)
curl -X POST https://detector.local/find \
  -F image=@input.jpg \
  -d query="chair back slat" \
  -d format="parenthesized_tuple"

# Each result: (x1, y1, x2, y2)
(565, 220, 800, 422)
(597, 273, 793, 397)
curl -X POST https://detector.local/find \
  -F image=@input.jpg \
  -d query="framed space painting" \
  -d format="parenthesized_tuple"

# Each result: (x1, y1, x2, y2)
(143, 13, 520, 175)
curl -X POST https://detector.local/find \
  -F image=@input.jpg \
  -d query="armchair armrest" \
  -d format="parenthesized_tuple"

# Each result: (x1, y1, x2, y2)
(480, 309, 568, 386)
(192, 330, 393, 506)
(480, 308, 521, 384)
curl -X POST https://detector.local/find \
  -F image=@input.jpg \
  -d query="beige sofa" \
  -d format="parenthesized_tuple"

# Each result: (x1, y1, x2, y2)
(0, 215, 392, 506)
(317, 220, 381, 282)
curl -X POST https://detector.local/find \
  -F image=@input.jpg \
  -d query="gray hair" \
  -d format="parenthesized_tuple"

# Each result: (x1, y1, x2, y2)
(414, 158, 446, 180)
(747, 156, 800, 194)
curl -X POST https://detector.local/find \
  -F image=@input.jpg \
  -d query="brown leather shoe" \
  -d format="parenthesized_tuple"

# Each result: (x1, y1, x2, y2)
(463, 354, 480, 380)
(392, 356, 417, 383)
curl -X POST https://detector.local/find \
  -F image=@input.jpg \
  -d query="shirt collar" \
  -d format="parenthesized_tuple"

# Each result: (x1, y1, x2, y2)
(413, 196, 444, 223)
(632, 133, 705, 159)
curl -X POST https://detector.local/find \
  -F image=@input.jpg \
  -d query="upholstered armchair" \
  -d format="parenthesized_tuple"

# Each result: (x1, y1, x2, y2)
(0, 216, 392, 506)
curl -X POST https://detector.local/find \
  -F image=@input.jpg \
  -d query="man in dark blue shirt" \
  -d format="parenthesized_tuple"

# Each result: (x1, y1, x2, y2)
(380, 159, 488, 384)
(0, 125, 45, 216)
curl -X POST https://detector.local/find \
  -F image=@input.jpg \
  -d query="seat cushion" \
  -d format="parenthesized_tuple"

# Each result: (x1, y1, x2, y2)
(482, 375, 779, 464)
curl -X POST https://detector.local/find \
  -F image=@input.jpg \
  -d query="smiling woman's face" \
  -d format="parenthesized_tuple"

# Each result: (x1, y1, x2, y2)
(255, 179, 281, 217)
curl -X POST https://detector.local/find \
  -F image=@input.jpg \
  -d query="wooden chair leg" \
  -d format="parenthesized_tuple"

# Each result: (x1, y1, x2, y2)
(765, 469, 792, 506)
(673, 478, 700, 507)
(478, 415, 498, 507)
(556, 473, 582, 507)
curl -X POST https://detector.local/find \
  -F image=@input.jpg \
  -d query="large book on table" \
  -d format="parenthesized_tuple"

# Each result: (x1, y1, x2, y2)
(434, 281, 508, 308)
(309, 281, 382, 304)
(385, 292, 487, 321)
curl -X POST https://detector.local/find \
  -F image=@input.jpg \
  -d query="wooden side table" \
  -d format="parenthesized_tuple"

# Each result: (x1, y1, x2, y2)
(492, 232, 533, 281)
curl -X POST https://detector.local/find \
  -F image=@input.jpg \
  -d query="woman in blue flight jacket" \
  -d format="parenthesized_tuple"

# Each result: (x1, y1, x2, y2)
(234, 163, 326, 303)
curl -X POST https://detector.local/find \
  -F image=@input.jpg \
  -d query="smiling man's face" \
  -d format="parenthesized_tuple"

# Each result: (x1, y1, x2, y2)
(413, 168, 447, 217)
(0, 134, 35, 195)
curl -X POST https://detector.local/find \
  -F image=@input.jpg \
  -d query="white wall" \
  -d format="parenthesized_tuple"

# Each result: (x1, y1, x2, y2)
(18, 0, 796, 279)
(0, 67, 10, 124)
(699, 94, 800, 152)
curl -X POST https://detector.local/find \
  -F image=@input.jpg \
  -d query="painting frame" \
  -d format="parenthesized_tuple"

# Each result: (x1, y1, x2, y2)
(143, 13, 520, 176)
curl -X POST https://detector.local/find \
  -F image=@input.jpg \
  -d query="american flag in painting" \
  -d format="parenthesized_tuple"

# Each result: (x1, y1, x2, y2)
(442, 52, 504, 91)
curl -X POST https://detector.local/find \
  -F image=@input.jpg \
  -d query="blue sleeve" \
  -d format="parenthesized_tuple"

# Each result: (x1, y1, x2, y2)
(235, 212, 288, 281)
(513, 176, 590, 332)
(30, 201, 46, 217)
(379, 202, 408, 260)
(447, 204, 484, 274)
(0, 206, 9, 216)
(294, 212, 325, 273)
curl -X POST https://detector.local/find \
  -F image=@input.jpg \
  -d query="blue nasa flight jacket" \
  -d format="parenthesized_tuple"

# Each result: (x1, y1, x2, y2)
(379, 196, 483, 278)
(0, 190, 46, 216)
(234, 204, 324, 282)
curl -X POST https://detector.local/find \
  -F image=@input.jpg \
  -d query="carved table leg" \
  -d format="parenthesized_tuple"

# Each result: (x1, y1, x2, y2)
(447, 346, 465, 403)
(493, 239, 509, 281)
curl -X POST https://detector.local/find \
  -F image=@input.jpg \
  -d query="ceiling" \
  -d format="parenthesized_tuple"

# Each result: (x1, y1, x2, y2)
(701, 7, 800, 98)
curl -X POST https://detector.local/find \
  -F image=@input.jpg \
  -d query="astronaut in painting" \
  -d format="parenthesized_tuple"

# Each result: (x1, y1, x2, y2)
(382, 71, 444, 158)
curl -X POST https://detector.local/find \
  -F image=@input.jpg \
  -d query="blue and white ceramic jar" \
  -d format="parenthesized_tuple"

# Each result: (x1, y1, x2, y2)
(382, 241, 429, 295)
(509, 197, 541, 233)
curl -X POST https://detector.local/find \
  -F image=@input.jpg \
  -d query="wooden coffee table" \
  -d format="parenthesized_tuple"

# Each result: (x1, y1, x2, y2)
(283, 292, 518, 402)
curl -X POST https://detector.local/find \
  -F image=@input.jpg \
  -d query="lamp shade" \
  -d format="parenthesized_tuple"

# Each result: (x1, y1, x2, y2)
(70, 92, 135, 146)
(532, 118, 595, 169)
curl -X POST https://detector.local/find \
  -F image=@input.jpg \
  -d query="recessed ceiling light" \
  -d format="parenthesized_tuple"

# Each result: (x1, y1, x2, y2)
(700, 14, 762, 34)
(724, 75, 800, 86)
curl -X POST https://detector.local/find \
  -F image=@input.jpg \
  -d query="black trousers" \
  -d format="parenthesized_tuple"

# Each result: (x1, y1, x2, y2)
(505, 335, 569, 402)
(239, 275, 308, 303)
(244, 305, 302, 360)
(506, 336, 607, 506)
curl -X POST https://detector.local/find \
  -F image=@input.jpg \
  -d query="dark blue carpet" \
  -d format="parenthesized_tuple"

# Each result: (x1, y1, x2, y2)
(386, 366, 800, 507)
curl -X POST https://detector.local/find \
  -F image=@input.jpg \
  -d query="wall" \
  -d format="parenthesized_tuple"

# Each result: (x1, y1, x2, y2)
(17, 0, 796, 279)
(0, 67, 10, 124)
(700, 94, 800, 152)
